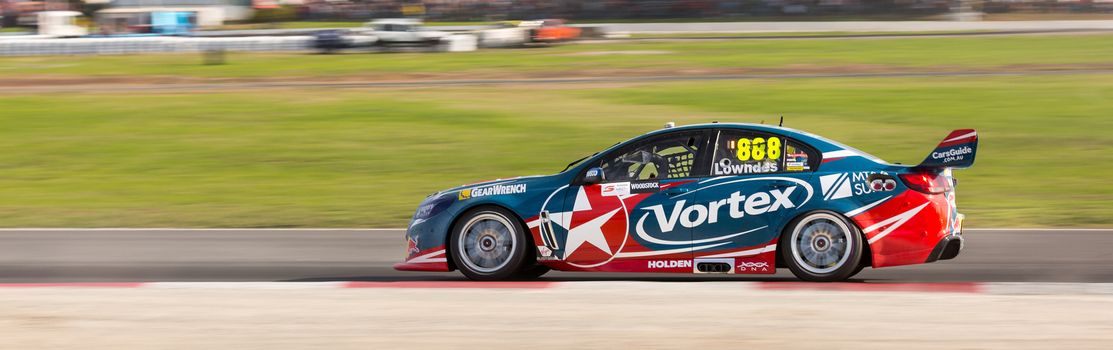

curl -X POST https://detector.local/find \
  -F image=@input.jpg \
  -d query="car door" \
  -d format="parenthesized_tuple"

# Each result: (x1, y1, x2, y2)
(687, 129, 820, 262)
(556, 130, 712, 271)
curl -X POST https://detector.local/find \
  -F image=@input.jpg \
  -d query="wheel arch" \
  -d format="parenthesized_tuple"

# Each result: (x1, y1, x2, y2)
(442, 202, 536, 272)
(775, 209, 869, 270)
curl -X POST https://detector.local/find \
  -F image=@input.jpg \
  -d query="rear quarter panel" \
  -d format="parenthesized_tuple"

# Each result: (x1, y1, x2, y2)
(814, 157, 954, 268)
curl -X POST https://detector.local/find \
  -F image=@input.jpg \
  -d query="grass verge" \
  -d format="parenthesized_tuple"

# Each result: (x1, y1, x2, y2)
(0, 74, 1109, 227)
(1, 34, 1112, 79)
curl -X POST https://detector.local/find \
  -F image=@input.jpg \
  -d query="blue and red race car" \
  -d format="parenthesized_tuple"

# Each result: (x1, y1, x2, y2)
(395, 123, 978, 282)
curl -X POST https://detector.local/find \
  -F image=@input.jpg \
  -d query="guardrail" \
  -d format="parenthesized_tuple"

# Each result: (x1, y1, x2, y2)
(0, 36, 313, 56)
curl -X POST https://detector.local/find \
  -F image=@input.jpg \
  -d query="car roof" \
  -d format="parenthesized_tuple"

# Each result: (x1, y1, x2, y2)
(625, 122, 878, 158)
(643, 122, 817, 141)
(665, 122, 887, 162)
(564, 122, 888, 175)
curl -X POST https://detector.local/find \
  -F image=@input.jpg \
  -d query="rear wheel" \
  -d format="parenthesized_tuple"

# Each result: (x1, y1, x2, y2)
(780, 211, 864, 282)
(449, 207, 529, 281)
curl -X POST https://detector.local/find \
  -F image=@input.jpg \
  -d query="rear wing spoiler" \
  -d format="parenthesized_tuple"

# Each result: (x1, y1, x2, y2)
(917, 129, 977, 170)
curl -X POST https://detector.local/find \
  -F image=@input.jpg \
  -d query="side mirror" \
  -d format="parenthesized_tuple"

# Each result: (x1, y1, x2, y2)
(583, 167, 605, 185)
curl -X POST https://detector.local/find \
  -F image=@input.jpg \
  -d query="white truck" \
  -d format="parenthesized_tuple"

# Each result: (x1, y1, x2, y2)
(363, 18, 449, 46)
(37, 11, 88, 38)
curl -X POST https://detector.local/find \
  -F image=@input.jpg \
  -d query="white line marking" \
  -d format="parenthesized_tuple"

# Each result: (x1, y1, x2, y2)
(698, 176, 734, 184)
(823, 172, 848, 201)
(821, 150, 859, 159)
(406, 250, 447, 264)
(866, 202, 930, 244)
(697, 244, 777, 258)
(672, 176, 814, 204)
(844, 195, 893, 218)
(613, 242, 731, 258)
(526, 219, 541, 229)
(942, 131, 977, 143)
(146, 282, 347, 289)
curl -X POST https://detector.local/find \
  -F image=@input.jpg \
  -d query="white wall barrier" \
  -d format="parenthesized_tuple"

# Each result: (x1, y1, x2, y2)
(0, 36, 315, 56)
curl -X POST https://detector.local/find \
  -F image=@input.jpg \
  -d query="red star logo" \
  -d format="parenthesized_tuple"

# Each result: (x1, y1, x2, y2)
(551, 185, 630, 268)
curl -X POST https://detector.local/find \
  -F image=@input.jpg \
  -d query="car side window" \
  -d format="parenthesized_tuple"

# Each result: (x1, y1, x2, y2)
(783, 140, 817, 172)
(600, 133, 705, 182)
(711, 130, 817, 176)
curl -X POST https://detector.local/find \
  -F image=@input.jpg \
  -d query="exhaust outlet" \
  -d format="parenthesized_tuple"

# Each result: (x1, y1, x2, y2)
(695, 262, 732, 273)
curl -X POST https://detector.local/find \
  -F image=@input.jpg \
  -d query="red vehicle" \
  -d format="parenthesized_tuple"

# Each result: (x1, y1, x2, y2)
(519, 19, 580, 42)
(395, 123, 978, 282)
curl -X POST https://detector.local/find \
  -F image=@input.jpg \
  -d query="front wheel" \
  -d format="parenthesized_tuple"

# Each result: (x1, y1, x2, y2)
(780, 211, 864, 282)
(449, 207, 529, 281)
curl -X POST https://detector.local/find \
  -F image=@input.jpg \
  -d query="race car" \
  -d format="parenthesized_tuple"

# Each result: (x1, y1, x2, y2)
(311, 29, 377, 53)
(363, 18, 450, 46)
(395, 122, 977, 282)
(518, 19, 581, 42)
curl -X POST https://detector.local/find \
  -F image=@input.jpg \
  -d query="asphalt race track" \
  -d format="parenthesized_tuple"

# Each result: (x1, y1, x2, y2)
(0, 228, 1108, 283)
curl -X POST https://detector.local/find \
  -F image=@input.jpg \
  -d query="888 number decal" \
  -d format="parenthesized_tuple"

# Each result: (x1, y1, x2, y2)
(736, 137, 781, 161)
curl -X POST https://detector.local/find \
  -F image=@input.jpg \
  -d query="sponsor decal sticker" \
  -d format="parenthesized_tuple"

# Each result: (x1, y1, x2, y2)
(601, 182, 631, 197)
(932, 146, 973, 163)
(648, 260, 693, 269)
(820, 171, 891, 201)
(459, 183, 527, 200)
(602, 181, 660, 197)
(785, 161, 808, 172)
(537, 245, 553, 257)
(630, 181, 660, 193)
(786, 153, 810, 171)
(731, 137, 782, 162)
(414, 202, 440, 219)
(737, 259, 771, 273)
(551, 186, 631, 268)
(713, 158, 779, 175)
(820, 173, 853, 201)
(406, 236, 420, 255)
(637, 186, 799, 234)
(714, 136, 784, 175)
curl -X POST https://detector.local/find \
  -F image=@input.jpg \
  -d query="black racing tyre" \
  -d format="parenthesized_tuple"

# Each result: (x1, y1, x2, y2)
(849, 262, 868, 279)
(514, 264, 551, 280)
(449, 206, 530, 281)
(779, 211, 864, 282)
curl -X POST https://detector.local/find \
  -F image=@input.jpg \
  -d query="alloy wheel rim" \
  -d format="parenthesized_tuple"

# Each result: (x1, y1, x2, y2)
(458, 213, 516, 274)
(791, 213, 853, 275)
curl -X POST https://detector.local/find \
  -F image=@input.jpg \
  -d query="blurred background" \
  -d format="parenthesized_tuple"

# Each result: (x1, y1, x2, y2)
(5, 0, 1113, 28)
(0, 1, 1109, 229)
(0, 2, 1111, 349)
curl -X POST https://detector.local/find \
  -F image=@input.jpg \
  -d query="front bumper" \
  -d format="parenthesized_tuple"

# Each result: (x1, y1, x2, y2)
(393, 213, 453, 272)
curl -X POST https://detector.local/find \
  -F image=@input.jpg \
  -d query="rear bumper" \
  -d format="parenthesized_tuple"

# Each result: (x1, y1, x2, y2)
(925, 233, 963, 263)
